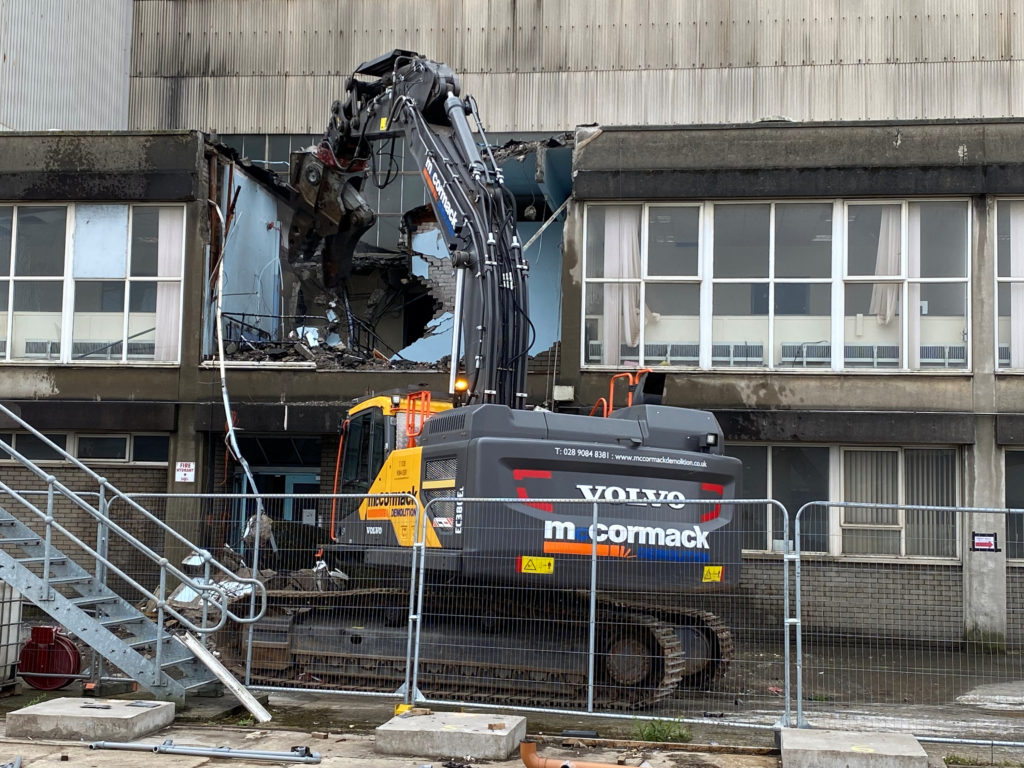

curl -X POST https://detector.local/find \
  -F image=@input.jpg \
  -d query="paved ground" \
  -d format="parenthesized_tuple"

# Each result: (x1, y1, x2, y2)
(0, 687, 1021, 766)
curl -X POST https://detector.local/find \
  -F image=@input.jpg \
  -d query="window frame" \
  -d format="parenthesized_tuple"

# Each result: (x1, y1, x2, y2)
(836, 445, 961, 559)
(0, 203, 186, 365)
(0, 432, 170, 465)
(728, 443, 961, 561)
(581, 198, 972, 372)
(995, 198, 1024, 372)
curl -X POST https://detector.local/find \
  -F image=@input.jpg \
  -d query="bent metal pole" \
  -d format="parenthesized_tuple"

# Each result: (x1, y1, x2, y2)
(89, 740, 321, 764)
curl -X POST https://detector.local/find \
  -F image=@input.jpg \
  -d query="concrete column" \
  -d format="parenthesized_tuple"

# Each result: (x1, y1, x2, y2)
(163, 404, 206, 578)
(963, 416, 1007, 647)
(963, 196, 1006, 648)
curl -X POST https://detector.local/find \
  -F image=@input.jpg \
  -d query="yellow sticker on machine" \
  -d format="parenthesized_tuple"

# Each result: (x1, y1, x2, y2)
(516, 556, 554, 574)
(702, 565, 724, 582)
(379, 117, 388, 131)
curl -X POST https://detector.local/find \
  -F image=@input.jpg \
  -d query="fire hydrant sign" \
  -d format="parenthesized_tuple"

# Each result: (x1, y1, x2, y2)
(175, 461, 196, 483)
(971, 532, 999, 551)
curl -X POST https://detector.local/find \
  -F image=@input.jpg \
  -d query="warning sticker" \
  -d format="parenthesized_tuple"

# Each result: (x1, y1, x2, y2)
(516, 556, 554, 574)
(702, 565, 724, 583)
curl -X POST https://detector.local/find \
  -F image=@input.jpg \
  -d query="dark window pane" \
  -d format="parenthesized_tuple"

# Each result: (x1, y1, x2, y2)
(129, 282, 157, 312)
(131, 207, 159, 276)
(77, 436, 128, 460)
(133, 435, 170, 462)
(847, 204, 900, 276)
(772, 446, 829, 552)
(776, 203, 832, 278)
(1006, 451, 1024, 559)
(724, 444, 768, 550)
(75, 281, 125, 312)
(268, 135, 289, 173)
(0, 206, 11, 275)
(714, 204, 769, 278)
(14, 206, 67, 276)
(915, 202, 967, 278)
(0, 280, 7, 312)
(15, 433, 67, 461)
(0, 433, 11, 459)
(13, 281, 62, 311)
(648, 206, 699, 277)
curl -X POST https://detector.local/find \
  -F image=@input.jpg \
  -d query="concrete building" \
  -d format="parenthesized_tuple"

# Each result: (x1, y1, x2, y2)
(1, 0, 1023, 647)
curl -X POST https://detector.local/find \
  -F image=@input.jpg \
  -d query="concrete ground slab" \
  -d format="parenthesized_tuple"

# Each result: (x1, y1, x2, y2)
(375, 710, 527, 760)
(5, 697, 174, 742)
(780, 728, 928, 768)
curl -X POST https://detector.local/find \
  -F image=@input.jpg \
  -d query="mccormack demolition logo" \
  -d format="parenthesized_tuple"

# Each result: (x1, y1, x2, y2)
(542, 520, 710, 563)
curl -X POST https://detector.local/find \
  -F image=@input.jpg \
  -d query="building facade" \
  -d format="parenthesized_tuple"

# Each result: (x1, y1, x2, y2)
(2, 0, 1024, 644)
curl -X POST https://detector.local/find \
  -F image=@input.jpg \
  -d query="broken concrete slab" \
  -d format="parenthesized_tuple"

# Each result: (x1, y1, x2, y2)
(6, 697, 174, 742)
(780, 727, 928, 768)
(375, 710, 526, 760)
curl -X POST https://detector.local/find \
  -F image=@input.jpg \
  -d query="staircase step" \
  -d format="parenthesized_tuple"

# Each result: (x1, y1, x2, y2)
(18, 555, 70, 565)
(70, 595, 117, 608)
(97, 615, 146, 628)
(0, 536, 42, 546)
(45, 575, 94, 585)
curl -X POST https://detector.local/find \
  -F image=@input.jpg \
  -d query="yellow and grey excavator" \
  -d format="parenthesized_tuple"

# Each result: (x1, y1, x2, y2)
(250, 51, 743, 708)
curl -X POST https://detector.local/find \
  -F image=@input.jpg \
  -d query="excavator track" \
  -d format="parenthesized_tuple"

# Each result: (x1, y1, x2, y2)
(224, 586, 731, 710)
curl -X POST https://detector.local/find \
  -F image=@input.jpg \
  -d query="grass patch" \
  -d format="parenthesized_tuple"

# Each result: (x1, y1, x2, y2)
(630, 718, 691, 743)
(945, 754, 1024, 767)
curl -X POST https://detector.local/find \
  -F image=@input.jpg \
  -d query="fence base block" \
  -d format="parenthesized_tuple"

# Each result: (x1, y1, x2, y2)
(375, 711, 526, 760)
(780, 728, 928, 768)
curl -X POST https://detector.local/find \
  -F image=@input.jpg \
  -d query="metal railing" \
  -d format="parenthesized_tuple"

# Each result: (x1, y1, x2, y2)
(0, 401, 267, 636)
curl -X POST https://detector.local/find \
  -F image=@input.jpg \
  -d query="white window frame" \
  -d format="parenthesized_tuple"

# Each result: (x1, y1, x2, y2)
(581, 198, 972, 372)
(0, 203, 186, 365)
(995, 198, 1024, 371)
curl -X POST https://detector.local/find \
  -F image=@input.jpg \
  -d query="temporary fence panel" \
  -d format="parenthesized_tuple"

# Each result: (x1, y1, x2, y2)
(793, 501, 1024, 740)
(125, 492, 419, 700)
(415, 496, 790, 729)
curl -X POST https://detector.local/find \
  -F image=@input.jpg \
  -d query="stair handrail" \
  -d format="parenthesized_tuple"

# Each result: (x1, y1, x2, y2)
(0, 478, 237, 635)
(0, 401, 267, 628)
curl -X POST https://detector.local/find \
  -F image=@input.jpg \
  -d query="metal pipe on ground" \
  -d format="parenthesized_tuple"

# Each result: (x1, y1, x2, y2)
(90, 740, 321, 763)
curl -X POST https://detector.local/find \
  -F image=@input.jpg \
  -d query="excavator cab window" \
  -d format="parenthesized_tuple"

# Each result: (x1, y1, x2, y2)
(339, 407, 388, 496)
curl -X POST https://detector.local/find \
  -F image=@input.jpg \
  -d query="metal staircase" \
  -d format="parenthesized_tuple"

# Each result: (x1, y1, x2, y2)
(0, 402, 267, 704)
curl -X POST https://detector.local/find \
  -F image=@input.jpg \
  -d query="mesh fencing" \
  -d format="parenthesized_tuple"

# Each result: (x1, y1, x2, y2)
(7, 489, 1024, 740)
(793, 502, 1024, 736)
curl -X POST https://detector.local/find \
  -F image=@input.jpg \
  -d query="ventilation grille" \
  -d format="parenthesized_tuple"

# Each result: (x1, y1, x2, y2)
(426, 411, 467, 434)
(425, 457, 458, 481)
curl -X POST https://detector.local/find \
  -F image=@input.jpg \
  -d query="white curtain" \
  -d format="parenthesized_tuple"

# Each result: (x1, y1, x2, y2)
(907, 205, 921, 368)
(154, 207, 183, 361)
(601, 207, 642, 364)
(869, 206, 901, 326)
(1011, 202, 1024, 367)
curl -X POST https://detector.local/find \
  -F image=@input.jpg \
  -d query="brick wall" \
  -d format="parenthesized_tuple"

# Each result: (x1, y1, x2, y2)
(696, 556, 965, 646)
(0, 464, 169, 595)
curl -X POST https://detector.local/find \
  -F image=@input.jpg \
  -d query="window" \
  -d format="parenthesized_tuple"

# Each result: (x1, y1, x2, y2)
(841, 448, 958, 557)
(582, 199, 970, 371)
(0, 204, 185, 363)
(221, 133, 428, 252)
(1006, 450, 1024, 559)
(77, 436, 128, 460)
(724, 444, 829, 553)
(726, 443, 959, 557)
(997, 201, 1024, 369)
(0, 432, 169, 463)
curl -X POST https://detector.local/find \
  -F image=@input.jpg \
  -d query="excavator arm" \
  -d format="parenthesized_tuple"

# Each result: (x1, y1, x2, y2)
(291, 50, 532, 409)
